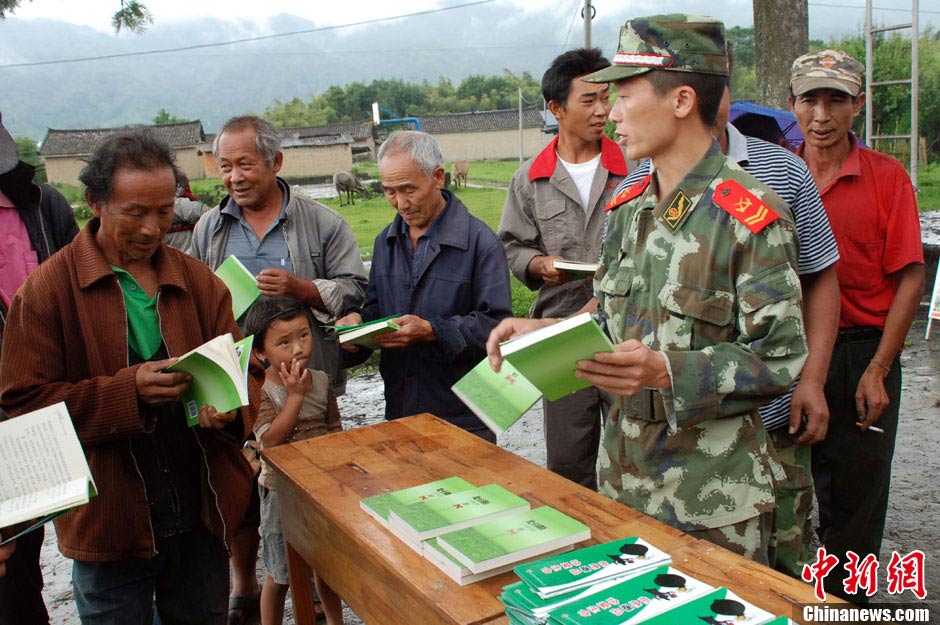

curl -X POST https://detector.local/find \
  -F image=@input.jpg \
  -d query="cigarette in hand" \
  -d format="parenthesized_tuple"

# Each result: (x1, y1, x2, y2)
(856, 422, 885, 434)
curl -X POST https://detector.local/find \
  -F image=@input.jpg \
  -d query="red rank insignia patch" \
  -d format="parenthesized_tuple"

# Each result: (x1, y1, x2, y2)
(713, 180, 780, 234)
(605, 174, 651, 212)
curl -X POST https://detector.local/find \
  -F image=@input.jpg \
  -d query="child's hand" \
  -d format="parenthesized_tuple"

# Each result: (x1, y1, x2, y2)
(279, 358, 312, 397)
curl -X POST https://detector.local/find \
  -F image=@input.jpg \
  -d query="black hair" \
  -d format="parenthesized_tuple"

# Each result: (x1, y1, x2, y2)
(79, 128, 182, 205)
(541, 48, 611, 107)
(643, 70, 728, 127)
(244, 296, 314, 352)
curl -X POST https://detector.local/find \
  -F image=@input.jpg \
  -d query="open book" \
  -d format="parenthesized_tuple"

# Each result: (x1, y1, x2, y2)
(452, 313, 615, 435)
(329, 314, 401, 350)
(0, 402, 97, 544)
(552, 259, 600, 276)
(214, 255, 261, 320)
(165, 333, 253, 427)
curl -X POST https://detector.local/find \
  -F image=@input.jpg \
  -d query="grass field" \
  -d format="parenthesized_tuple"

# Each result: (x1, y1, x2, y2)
(353, 159, 521, 186)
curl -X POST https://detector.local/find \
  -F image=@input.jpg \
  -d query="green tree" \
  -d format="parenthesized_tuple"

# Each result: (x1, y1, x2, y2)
(152, 108, 190, 125)
(0, 0, 152, 34)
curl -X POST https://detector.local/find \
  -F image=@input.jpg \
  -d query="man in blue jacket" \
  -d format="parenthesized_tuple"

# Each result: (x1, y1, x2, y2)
(337, 131, 513, 442)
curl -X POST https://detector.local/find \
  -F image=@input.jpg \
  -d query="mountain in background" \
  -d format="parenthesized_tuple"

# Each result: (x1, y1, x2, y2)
(0, 6, 624, 140)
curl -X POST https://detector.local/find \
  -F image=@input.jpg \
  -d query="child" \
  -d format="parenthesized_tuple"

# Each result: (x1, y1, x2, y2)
(245, 297, 345, 625)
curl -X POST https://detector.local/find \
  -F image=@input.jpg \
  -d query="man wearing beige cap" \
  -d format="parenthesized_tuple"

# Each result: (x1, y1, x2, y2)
(488, 15, 806, 563)
(789, 50, 924, 601)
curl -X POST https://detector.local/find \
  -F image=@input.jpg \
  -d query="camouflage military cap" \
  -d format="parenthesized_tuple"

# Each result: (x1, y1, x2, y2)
(583, 14, 729, 83)
(790, 49, 863, 97)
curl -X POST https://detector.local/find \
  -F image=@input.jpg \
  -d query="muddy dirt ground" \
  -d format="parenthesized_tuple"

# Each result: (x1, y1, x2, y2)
(37, 323, 939, 624)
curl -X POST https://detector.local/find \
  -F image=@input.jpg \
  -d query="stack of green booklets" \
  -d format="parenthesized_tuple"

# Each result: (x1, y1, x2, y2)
(359, 477, 591, 585)
(451, 313, 615, 436)
(499, 537, 793, 625)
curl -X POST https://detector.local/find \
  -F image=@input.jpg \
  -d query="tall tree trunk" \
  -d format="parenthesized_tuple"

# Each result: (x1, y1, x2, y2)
(753, 0, 809, 109)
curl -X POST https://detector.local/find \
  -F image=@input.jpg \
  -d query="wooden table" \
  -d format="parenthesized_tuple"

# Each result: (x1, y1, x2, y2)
(265, 414, 825, 625)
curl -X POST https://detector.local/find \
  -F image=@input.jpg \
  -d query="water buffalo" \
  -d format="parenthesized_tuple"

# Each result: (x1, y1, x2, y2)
(451, 160, 469, 190)
(333, 171, 372, 206)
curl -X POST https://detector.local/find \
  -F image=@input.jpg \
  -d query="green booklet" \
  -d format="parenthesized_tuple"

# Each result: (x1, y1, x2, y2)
(544, 565, 713, 625)
(165, 333, 253, 427)
(424, 537, 573, 587)
(437, 506, 591, 574)
(767, 619, 797, 625)
(500, 313, 615, 401)
(501, 576, 638, 621)
(515, 537, 671, 599)
(599, 588, 775, 625)
(328, 314, 401, 350)
(214, 255, 260, 320)
(388, 483, 530, 543)
(0, 402, 98, 544)
(552, 260, 600, 276)
(359, 476, 476, 529)
(451, 358, 541, 436)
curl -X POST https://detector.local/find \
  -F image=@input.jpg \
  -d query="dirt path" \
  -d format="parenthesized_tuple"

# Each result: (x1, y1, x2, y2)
(39, 325, 938, 623)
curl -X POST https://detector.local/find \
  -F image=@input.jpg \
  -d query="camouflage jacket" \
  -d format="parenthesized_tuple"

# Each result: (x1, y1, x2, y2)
(595, 142, 806, 531)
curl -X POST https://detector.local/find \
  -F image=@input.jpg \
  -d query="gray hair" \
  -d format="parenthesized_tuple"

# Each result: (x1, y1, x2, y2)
(377, 130, 444, 177)
(213, 115, 281, 167)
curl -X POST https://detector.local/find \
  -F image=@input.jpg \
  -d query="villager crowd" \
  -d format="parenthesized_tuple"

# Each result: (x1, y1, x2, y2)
(0, 10, 924, 625)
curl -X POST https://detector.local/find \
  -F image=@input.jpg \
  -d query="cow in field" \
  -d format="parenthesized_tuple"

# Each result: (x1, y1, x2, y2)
(451, 160, 469, 190)
(333, 171, 372, 206)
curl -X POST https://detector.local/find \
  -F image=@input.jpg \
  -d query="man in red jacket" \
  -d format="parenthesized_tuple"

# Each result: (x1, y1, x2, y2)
(0, 128, 261, 625)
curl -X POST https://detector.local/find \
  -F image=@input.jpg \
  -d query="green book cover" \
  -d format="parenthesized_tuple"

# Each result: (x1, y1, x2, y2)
(388, 483, 530, 542)
(437, 506, 591, 574)
(587, 588, 775, 625)
(545, 565, 713, 625)
(451, 358, 541, 436)
(423, 537, 571, 587)
(359, 477, 476, 528)
(515, 537, 671, 599)
(166, 334, 252, 427)
(501, 576, 642, 620)
(767, 618, 797, 625)
(214, 255, 260, 320)
(501, 313, 614, 401)
(337, 319, 401, 350)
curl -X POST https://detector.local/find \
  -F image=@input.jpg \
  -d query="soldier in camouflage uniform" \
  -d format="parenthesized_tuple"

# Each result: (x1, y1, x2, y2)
(487, 15, 807, 563)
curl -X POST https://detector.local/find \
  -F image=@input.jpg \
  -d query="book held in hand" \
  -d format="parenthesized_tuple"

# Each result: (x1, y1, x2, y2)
(437, 506, 591, 574)
(331, 314, 401, 350)
(165, 333, 253, 427)
(359, 476, 476, 528)
(0, 402, 97, 544)
(552, 260, 600, 276)
(214, 255, 261, 320)
(515, 536, 671, 599)
(388, 483, 530, 544)
(544, 565, 713, 624)
(451, 359, 541, 436)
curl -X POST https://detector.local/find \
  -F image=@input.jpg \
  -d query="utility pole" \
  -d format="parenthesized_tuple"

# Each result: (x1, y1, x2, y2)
(583, 0, 593, 49)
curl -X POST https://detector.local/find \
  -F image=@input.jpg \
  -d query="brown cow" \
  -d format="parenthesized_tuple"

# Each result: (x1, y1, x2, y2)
(451, 160, 469, 190)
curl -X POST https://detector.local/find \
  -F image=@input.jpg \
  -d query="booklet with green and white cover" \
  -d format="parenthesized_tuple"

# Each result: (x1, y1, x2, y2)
(767, 618, 798, 625)
(501, 577, 636, 621)
(388, 483, 530, 543)
(0, 402, 97, 544)
(327, 314, 402, 350)
(165, 333, 253, 427)
(214, 255, 260, 320)
(610, 588, 775, 625)
(515, 537, 671, 599)
(359, 476, 476, 528)
(544, 565, 714, 625)
(500, 313, 615, 401)
(451, 358, 541, 436)
(424, 537, 572, 587)
(437, 506, 591, 574)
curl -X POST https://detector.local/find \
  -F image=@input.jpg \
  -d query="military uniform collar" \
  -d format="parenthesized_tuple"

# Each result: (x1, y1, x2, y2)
(652, 140, 724, 231)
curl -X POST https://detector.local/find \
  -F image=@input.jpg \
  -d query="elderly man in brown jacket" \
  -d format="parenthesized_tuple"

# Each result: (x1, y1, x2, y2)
(0, 129, 261, 625)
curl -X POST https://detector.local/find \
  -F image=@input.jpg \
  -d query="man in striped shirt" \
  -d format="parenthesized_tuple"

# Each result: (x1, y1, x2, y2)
(616, 84, 841, 579)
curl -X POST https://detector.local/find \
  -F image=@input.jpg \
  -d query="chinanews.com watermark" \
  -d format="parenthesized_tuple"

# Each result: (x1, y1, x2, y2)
(800, 603, 932, 623)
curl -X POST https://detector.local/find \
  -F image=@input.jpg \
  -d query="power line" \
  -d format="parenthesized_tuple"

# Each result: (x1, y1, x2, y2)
(808, 2, 940, 15)
(560, 0, 581, 52)
(0, 0, 495, 69)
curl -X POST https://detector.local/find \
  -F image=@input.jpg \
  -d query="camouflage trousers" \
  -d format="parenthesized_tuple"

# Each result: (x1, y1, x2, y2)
(767, 428, 815, 579)
(686, 510, 774, 565)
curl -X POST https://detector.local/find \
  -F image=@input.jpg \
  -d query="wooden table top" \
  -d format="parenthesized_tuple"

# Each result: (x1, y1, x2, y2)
(265, 414, 822, 625)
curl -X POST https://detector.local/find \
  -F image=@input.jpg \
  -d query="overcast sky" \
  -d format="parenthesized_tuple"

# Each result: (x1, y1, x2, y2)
(7, 0, 939, 40)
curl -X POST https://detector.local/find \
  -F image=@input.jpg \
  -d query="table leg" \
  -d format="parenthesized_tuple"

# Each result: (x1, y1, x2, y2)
(286, 540, 318, 625)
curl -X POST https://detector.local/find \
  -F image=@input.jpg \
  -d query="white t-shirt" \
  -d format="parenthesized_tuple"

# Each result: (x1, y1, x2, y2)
(558, 152, 601, 212)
